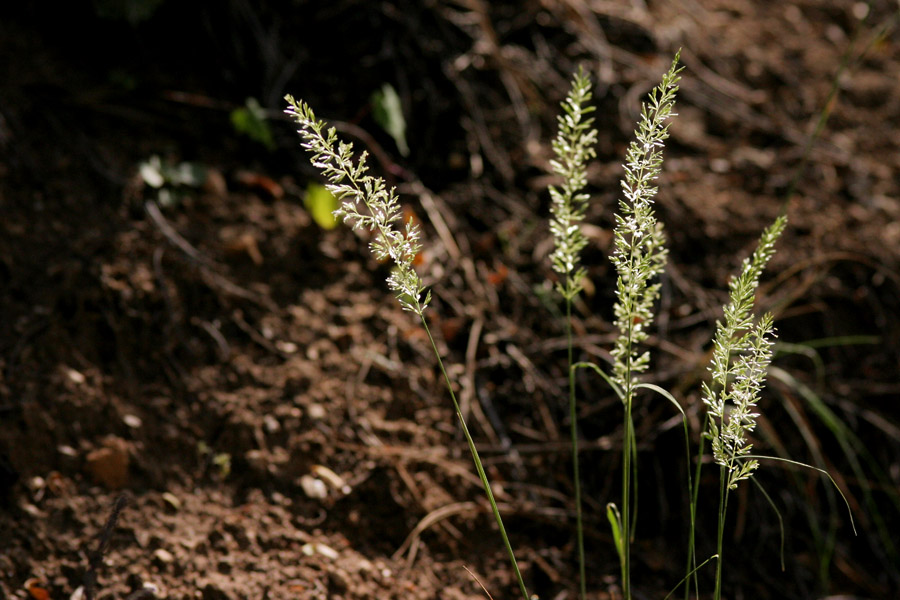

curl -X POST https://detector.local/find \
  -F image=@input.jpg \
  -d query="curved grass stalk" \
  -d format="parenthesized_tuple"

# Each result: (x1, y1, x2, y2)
(664, 554, 718, 600)
(742, 454, 856, 534)
(285, 96, 530, 600)
(422, 318, 529, 600)
(750, 477, 786, 572)
(572, 361, 624, 400)
(693, 215, 793, 599)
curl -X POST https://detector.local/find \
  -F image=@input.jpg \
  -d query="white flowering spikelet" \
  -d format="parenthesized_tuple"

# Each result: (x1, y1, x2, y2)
(549, 67, 598, 301)
(702, 215, 787, 489)
(284, 96, 430, 316)
(609, 54, 682, 389)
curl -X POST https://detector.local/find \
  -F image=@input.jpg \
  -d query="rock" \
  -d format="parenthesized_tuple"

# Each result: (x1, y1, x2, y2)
(201, 583, 230, 600)
(65, 368, 85, 384)
(300, 542, 338, 559)
(299, 474, 328, 500)
(152, 548, 174, 567)
(85, 437, 130, 489)
(328, 569, 349, 594)
(161, 491, 181, 512)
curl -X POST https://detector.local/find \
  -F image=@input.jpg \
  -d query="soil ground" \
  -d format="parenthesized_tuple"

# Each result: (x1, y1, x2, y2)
(2, 2, 899, 599)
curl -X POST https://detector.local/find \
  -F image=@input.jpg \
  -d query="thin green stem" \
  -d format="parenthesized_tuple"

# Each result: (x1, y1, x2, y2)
(714, 406, 728, 600)
(630, 417, 639, 536)
(622, 384, 633, 600)
(566, 300, 587, 600)
(714, 468, 731, 600)
(686, 425, 706, 600)
(665, 554, 719, 600)
(621, 228, 638, 600)
(421, 317, 530, 600)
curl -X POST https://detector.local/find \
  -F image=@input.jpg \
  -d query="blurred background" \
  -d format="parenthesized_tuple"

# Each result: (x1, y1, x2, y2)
(1, 1, 899, 598)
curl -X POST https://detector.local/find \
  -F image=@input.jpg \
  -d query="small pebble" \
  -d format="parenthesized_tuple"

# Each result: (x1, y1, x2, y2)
(66, 368, 85, 384)
(202, 582, 230, 600)
(306, 404, 326, 420)
(153, 548, 174, 565)
(162, 491, 181, 511)
(299, 475, 328, 500)
(301, 542, 338, 559)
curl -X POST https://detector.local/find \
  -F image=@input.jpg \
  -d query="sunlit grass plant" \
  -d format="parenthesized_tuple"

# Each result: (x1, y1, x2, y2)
(548, 66, 597, 600)
(284, 96, 531, 599)
(604, 55, 677, 600)
(285, 51, 853, 600)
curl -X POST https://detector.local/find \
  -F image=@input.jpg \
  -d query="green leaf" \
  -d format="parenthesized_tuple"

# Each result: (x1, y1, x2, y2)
(607, 502, 625, 564)
(741, 453, 857, 535)
(305, 183, 339, 230)
(572, 361, 625, 401)
(371, 83, 409, 157)
(231, 98, 275, 151)
(634, 382, 686, 419)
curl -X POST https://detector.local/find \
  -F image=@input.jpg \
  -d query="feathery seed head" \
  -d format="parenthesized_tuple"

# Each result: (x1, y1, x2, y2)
(609, 53, 682, 390)
(549, 67, 598, 302)
(703, 216, 786, 489)
(285, 95, 429, 316)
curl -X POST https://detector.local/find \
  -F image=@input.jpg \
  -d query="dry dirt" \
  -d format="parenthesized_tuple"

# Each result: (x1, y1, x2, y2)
(2, 2, 899, 599)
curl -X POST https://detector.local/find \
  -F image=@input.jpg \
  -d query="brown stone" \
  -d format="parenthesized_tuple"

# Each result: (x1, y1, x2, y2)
(84, 437, 130, 489)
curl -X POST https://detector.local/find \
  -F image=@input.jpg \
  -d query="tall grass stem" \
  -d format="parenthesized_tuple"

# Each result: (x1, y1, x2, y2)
(421, 317, 530, 600)
(566, 303, 587, 600)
